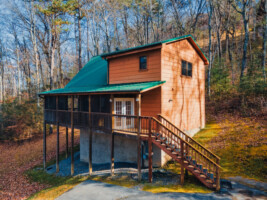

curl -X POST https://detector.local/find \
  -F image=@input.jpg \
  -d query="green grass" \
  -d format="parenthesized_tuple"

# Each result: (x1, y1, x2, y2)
(193, 122, 222, 144)
(193, 120, 267, 182)
(26, 169, 87, 200)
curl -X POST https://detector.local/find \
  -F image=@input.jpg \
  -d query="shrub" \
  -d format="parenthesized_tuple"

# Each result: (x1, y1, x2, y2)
(0, 98, 43, 140)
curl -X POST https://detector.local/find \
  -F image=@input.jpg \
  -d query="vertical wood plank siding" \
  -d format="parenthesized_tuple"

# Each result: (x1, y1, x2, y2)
(109, 49, 161, 84)
(161, 39, 206, 132)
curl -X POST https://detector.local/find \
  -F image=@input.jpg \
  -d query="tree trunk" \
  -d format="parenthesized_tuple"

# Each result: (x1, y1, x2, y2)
(78, 7, 82, 71)
(207, 1, 213, 97)
(262, 0, 267, 82)
(240, 12, 249, 80)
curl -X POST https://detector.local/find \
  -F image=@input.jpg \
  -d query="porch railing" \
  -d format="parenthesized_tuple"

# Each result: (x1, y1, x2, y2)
(44, 109, 151, 134)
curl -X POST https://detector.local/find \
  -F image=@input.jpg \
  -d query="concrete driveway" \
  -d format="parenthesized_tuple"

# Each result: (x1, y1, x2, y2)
(56, 180, 267, 200)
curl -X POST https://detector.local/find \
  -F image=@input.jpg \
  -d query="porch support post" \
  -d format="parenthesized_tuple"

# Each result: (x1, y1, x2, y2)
(43, 120, 46, 170)
(110, 94, 115, 175)
(71, 96, 74, 175)
(56, 96, 59, 173)
(66, 126, 68, 158)
(136, 93, 142, 181)
(148, 117, 153, 183)
(56, 121, 60, 173)
(88, 95, 92, 175)
(180, 140, 184, 185)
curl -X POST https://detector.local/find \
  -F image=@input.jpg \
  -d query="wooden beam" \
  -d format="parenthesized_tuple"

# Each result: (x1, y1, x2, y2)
(110, 131, 114, 175)
(148, 118, 152, 183)
(110, 94, 115, 175)
(56, 122, 59, 173)
(56, 96, 59, 173)
(43, 120, 46, 170)
(88, 95, 92, 175)
(71, 96, 74, 175)
(216, 159, 220, 191)
(180, 140, 184, 185)
(66, 126, 68, 158)
(136, 93, 142, 181)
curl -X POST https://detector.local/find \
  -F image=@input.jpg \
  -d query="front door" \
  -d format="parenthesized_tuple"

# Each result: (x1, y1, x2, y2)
(114, 98, 135, 129)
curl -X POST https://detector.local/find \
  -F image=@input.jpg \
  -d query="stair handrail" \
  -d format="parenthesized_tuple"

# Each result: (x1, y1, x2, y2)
(152, 117, 221, 168)
(157, 114, 220, 161)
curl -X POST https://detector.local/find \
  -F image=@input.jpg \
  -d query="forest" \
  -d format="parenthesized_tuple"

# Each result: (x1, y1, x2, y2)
(0, 0, 266, 140)
(0, 0, 266, 199)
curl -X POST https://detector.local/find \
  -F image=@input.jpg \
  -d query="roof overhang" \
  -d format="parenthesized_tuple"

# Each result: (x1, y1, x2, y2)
(39, 81, 165, 96)
(103, 45, 162, 60)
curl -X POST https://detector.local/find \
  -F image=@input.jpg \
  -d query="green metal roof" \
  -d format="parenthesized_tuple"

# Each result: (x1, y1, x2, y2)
(101, 34, 208, 64)
(39, 81, 165, 95)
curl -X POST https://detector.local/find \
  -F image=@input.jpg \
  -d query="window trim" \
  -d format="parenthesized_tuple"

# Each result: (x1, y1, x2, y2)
(139, 55, 148, 71)
(181, 60, 193, 78)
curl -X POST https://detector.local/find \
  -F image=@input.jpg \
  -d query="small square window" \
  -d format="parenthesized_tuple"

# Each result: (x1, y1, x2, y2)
(181, 60, 193, 77)
(139, 56, 147, 70)
(187, 63, 192, 77)
(182, 60, 187, 76)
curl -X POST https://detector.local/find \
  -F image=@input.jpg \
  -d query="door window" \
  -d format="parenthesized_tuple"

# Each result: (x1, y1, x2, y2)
(114, 98, 134, 129)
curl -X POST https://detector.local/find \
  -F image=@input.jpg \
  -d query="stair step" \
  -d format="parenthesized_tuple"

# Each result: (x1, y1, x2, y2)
(206, 179, 213, 184)
(194, 170, 201, 173)
(212, 184, 216, 188)
(188, 165, 194, 169)
(200, 174, 206, 178)
(160, 137, 167, 141)
(184, 160, 189, 164)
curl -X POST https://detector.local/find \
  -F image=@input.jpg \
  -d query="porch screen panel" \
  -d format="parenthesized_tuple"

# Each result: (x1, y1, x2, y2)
(79, 95, 89, 112)
(45, 96, 56, 109)
(91, 96, 100, 112)
(100, 95, 110, 113)
(58, 96, 68, 110)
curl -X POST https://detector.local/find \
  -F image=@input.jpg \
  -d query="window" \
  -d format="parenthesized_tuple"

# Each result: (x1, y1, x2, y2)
(181, 60, 193, 77)
(139, 56, 147, 70)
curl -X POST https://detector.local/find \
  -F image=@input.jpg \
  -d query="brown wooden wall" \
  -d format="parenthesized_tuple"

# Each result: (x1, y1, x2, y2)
(108, 49, 161, 84)
(161, 39, 206, 133)
(141, 87, 161, 117)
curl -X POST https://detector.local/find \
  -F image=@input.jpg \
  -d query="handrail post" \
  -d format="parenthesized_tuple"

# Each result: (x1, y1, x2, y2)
(180, 139, 184, 185)
(148, 117, 152, 183)
(216, 158, 220, 191)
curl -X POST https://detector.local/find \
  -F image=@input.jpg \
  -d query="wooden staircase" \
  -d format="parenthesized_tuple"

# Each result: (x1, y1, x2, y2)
(148, 115, 221, 190)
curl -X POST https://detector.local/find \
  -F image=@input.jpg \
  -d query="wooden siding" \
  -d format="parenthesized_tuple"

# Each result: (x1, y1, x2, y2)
(109, 49, 161, 84)
(141, 87, 161, 117)
(161, 39, 205, 132)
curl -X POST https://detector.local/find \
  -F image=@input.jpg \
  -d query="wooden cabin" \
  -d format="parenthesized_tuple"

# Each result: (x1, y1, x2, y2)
(39, 35, 221, 190)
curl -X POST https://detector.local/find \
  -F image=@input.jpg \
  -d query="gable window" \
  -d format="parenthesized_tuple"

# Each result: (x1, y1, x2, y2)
(181, 60, 193, 77)
(139, 56, 147, 70)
